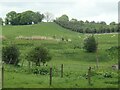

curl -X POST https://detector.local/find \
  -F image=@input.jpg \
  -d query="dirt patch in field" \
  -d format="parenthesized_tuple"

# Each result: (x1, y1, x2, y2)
(0, 36, 6, 40)
(16, 36, 61, 41)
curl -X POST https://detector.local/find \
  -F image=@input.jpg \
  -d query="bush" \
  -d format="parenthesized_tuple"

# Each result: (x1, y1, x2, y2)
(106, 46, 120, 61)
(103, 72, 112, 78)
(26, 46, 52, 66)
(2, 44, 20, 65)
(31, 66, 49, 75)
(83, 35, 98, 52)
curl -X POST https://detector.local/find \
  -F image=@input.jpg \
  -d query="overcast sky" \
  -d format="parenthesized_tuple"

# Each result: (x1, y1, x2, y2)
(0, 0, 119, 24)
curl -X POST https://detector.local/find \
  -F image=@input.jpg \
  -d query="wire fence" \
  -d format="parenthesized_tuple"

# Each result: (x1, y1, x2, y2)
(2, 63, 118, 87)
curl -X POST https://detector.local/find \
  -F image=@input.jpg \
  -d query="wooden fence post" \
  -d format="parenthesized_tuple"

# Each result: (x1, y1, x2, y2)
(50, 67, 52, 86)
(88, 67, 91, 85)
(61, 64, 63, 78)
(96, 49, 99, 69)
(2, 64, 4, 88)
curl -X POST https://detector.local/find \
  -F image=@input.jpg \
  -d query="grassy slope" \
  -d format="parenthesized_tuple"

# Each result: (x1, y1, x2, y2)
(2, 22, 79, 39)
(2, 22, 118, 88)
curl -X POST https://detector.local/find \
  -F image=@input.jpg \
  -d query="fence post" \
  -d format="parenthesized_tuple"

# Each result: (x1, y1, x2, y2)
(50, 67, 52, 86)
(2, 63, 4, 88)
(96, 49, 99, 69)
(61, 64, 63, 78)
(88, 67, 91, 85)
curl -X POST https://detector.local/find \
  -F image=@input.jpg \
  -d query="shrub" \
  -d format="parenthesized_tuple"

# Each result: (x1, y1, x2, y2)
(31, 66, 49, 75)
(2, 44, 20, 65)
(83, 35, 98, 52)
(103, 72, 112, 78)
(26, 46, 52, 66)
(106, 46, 120, 61)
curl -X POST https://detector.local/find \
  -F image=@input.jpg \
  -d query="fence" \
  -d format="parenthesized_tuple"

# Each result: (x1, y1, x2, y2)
(48, 64, 116, 86)
(3, 63, 118, 87)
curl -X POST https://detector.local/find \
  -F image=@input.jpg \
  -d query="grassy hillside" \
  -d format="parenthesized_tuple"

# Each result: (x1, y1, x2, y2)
(2, 22, 118, 88)
(2, 22, 79, 39)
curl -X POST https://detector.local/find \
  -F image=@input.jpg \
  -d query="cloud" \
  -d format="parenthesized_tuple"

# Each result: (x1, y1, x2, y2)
(0, 0, 119, 24)
(55, 0, 119, 24)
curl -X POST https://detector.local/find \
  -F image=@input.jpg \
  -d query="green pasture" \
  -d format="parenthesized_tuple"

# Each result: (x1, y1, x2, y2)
(2, 22, 119, 88)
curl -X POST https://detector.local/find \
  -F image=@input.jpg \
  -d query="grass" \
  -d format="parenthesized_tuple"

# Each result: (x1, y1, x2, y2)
(2, 22, 119, 88)
(2, 22, 79, 40)
(4, 65, 118, 88)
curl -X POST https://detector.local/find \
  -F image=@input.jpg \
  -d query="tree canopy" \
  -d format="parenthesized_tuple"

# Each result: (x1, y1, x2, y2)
(2, 44, 20, 65)
(56, 14, 69, 21)
(5, 10, 44, 25)
(26, 46, 52, 66)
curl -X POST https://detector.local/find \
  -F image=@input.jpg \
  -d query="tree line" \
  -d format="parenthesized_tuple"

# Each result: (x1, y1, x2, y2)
(0, 10, 54, 25)
(54, 15, 119, 34)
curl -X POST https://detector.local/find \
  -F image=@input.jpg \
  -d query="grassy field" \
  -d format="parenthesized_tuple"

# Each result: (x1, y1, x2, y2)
(2, 22, 119, 88)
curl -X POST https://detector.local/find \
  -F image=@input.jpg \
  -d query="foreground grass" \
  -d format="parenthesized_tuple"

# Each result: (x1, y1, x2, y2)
(4, 62, 118, 88)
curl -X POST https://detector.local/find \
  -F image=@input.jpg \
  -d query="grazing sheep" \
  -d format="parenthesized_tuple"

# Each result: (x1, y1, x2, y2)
(111, 35, 116, 37)
(78, 36, 81, 38)
(67, 39, 71, 42)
